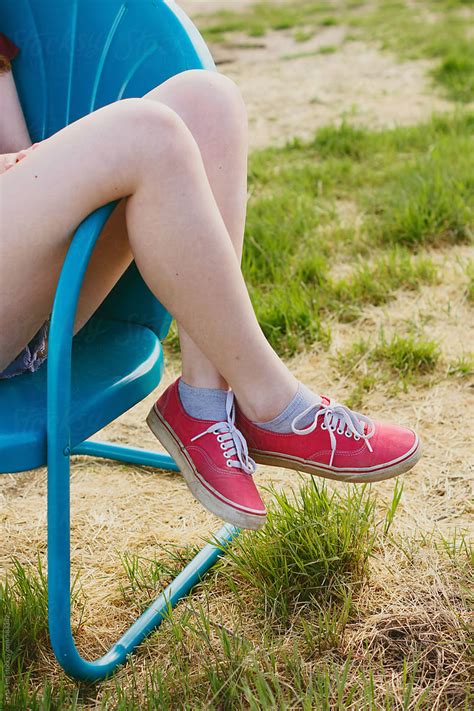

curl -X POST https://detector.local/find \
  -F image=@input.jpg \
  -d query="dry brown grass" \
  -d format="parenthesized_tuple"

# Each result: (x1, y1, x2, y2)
(342, 541, 473, 709)
(1, 1, 473, 707)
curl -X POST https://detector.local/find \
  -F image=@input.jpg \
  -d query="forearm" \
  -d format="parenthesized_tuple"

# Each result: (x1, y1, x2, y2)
(0, 69, 31, 152)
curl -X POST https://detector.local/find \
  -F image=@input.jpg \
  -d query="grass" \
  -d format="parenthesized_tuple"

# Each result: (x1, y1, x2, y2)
(1, 482, 472, 709)
(2, 3, 473, 706)
(463, 257, 474, 301)
(0, 556, 49, 675)
(331, 248, 439, 321)
(334, 328, 442, 406)
(447, 354, 474, 377)
(236, 113, 472, 354)
(346, 0, 474, 103)
(165, 113, 472, 356)
(118, 542, 201, 610)
(216, 481, 377, 625)
(0, 556, 83, 710)
(432, 43, 474, 103)
(281, 43, 339, 59)
(200, 0, 474, 102)
(1, 678, 80, 711)
(366, 140, 474, 249)
(198, 1, 336, 43)
(371, 331, 441, 377)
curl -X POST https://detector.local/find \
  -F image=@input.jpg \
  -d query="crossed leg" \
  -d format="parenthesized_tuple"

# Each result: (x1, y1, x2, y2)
(0, 69, 297, 421)
(77, 69, 250, 390)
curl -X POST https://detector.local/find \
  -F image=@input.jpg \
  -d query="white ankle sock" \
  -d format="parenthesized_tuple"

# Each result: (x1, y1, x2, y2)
(254, 382, 321, 433)
(178, 379, 228, 421)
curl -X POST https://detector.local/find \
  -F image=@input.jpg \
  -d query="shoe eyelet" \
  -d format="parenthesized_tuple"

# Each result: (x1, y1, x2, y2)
(345, 430, 352, 438)
(354, 434, 360, 441)
(329, 424, 337, 431)
(223, 451, 230, 457)
(321, 422, 327, 430)
(337, 428, 345, 435)
(217, 435, 224, 442)
(226, 460, 233, 467)
(220, 443, 226, 450)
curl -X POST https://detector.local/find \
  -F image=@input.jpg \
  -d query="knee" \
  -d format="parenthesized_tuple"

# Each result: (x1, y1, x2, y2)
(115, 97, 199, 167)
(174, 70, 248, 138)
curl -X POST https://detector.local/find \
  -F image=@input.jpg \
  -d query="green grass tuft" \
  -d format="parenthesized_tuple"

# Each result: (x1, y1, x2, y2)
(312, 121, 371, 160)
(372, 331, 441, 377)
(201, 2, 335, 44)
(432, 43, 474, 102)
(118, 542, 201, 608)
(317, 44, 338, 54)
(335, 328, 442, 403)
(368, 142, 474, 249)
(249, 281, 332, 354)
(463, 258, 474, 302)
(217, 480, 377, 625)
(447, 354, 474, 378)
(331, 248, 439, 321)
(1, 557, 49, 675)
(0, 557, 83, 709)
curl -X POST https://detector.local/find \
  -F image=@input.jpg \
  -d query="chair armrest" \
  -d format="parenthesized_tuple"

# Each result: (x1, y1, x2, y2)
(47, 201, 120, 445)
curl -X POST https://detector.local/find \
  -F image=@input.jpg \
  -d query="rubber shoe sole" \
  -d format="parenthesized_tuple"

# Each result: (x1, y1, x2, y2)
(249, 431, 422, 484)
(146, 405, 267, 530)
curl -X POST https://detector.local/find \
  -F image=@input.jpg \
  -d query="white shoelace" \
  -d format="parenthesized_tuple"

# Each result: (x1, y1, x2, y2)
(190, 390, 257, 475)
(291, 396, 376, 467)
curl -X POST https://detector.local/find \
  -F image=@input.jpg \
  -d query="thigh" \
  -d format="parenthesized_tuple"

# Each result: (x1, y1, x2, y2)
(0, 98, 148, 370)
(70, 70, 247, 346)
(73, 195, 132, 336)
(143, 70, 248, 239)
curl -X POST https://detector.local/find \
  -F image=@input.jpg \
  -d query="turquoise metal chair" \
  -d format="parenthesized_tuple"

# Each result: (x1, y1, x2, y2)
(0, 0, 239, 681)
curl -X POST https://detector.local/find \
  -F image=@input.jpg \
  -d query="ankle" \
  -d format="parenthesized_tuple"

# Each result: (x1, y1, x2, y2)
(180, 369, 228, 391)
(235, 378, 299, 423)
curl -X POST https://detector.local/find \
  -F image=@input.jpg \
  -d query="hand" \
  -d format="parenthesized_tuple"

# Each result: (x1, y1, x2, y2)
(0, 142, 40, 174)
(0, 151, 18, 174)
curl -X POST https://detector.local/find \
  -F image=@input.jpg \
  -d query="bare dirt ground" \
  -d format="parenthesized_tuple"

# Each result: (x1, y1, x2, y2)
(181, 0, 256, 13)
(182, 1, 452, 148)
(1, 0, 472, 686)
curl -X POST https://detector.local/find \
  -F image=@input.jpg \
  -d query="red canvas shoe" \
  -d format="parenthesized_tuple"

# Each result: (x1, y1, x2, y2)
(235, 393, 422, 483)
(146, 378, 266, 530)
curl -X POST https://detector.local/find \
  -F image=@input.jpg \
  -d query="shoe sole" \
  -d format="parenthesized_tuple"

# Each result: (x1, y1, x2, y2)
(249, 431, 423, 484)
(146, 405, 267, 531)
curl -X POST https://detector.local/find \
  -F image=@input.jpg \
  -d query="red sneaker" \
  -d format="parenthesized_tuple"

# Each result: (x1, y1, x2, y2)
(235, 393, 422, 483)
(146, 378, 266, 530)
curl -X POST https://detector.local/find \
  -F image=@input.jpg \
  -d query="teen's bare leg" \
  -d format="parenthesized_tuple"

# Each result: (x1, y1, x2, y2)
(144, 71, 249, 390)
(81, 70, 250, 389)
(0, 96, 296, 420)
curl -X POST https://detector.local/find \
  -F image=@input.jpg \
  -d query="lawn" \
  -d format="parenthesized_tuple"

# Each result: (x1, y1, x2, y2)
(1, 1, 473, 709)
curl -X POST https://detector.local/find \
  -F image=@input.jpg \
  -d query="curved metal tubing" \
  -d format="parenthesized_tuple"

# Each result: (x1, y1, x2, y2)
(46, 204, 239, 680)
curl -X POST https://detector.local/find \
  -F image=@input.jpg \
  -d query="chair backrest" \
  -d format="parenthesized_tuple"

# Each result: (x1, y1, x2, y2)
(0, 0, 215, 340)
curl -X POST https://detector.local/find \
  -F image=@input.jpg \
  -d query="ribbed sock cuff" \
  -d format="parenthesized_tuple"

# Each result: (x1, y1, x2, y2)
(255, 382, 321, 433)
(178, 378, 229, 421)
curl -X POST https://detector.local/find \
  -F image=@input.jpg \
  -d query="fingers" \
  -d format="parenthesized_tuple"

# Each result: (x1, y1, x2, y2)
(1, 142, 40, 173)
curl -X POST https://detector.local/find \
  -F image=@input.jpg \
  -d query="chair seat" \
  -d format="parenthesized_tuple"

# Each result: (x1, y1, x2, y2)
(0, 318, 164, 473)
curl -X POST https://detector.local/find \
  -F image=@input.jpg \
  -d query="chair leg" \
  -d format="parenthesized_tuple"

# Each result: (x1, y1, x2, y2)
(48, 443, 239, 681)
(71, 439, 180, 470)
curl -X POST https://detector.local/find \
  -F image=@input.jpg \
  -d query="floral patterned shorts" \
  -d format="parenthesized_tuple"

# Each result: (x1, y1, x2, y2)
(0, 318, 50, 379)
